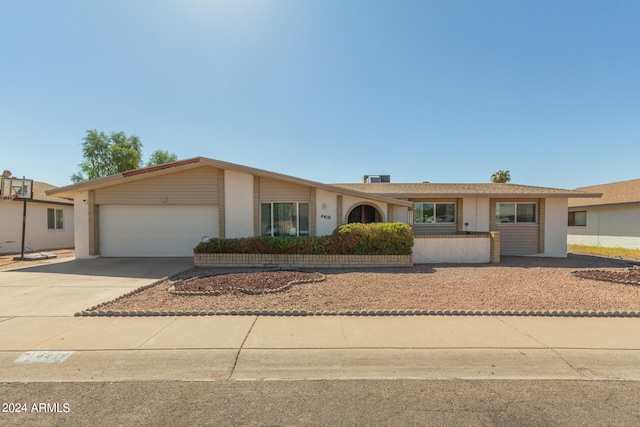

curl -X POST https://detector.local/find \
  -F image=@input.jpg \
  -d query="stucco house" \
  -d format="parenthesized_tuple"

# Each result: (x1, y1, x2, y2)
(46, 157, 598, 261)
(0, 181, 74, 254)
(568, 178, 640, 249)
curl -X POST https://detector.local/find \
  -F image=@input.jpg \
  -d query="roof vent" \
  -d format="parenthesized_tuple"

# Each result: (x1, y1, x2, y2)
(363, 175, 390, 183)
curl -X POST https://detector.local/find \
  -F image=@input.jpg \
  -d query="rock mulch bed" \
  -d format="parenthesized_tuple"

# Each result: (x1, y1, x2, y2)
(572, 267, 640, 286)
(169, 270, 326, 296)
(77, 255, 640, 318)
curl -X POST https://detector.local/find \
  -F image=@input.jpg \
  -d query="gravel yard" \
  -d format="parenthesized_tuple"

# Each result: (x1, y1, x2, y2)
(88, 254, 640, 315)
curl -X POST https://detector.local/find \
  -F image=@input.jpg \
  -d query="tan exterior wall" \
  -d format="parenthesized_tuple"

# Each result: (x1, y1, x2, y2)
(259, 178, 311, 202)
(491, 198, 541, 255)
(95, 167, 219, 205)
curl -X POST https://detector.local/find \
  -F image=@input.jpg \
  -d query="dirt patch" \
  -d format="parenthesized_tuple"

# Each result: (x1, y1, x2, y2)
(0, 249, 75, 271)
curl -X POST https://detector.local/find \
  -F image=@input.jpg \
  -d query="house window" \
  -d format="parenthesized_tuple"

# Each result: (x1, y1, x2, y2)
(414, 203, 456, 224)
(496, 203, 537, 224)
(47, 208, 64, 230)
(568, 211, 587, 226)
(261, 202, 310, 236)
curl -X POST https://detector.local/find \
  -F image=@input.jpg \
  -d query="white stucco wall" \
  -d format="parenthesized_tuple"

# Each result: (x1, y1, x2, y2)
(541, 198, 568, 257)
(0, 200, 74, 254)
(413, 236, 491, 263)
(462, 198, 490, 232)
(392, 206, 410, 224)
(316, 189, 338, 236)
(568, 204, 640, 249)
(224, 170, 254, 238)
(74, 193, 90, 258)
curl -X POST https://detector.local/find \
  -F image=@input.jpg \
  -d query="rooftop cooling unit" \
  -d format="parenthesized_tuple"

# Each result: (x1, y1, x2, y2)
(363, 175, 391, 183)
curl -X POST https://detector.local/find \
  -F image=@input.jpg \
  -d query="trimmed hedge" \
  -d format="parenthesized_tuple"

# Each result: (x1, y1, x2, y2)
(194, 222, 413, 256)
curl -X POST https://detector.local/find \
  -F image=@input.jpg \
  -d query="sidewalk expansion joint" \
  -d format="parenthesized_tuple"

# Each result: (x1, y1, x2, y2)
(228, 316, 258, 381)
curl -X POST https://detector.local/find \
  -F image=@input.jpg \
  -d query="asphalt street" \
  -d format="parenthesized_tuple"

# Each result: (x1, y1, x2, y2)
(2, 379, 640, 426)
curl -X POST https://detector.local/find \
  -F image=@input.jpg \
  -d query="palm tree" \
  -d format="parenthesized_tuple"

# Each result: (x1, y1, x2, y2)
(491, 170, 511, 183)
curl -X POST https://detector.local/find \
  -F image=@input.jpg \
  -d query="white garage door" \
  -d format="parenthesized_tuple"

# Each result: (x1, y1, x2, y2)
(100, 205, 219, 257)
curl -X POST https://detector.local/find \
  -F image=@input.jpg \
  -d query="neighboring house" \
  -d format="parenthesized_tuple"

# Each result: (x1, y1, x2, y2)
(568, 178, 640, 249)
(0, 181, 74, 254)
(46, 157, 598, 260)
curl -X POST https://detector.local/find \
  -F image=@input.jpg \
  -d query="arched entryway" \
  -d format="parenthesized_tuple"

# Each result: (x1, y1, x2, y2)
(347, 204, 384, 224)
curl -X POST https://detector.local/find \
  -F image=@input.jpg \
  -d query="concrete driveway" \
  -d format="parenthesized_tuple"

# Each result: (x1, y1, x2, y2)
(0, 258, 194, 316)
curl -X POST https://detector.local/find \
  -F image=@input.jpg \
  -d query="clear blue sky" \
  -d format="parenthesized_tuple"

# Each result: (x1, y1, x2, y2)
(2, 0, 639, 189)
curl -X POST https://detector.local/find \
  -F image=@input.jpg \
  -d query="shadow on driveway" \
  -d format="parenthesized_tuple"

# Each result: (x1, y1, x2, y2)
(4, 257, 195, 279)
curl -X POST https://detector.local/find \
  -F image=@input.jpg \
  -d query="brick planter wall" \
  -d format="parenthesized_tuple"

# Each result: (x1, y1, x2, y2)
(195, 253, 413, 268)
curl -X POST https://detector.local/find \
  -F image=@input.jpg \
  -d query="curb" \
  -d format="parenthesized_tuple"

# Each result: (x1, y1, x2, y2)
(75, 309, 640, 318)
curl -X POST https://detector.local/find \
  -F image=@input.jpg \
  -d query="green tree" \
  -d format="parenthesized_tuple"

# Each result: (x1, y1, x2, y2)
(491, 170, 511, 183)
(71, 130, 142, 183)
(146, 149, 178, 167)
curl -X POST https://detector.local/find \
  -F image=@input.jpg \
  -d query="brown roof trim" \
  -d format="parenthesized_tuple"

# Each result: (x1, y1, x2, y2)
(122, 158, 201, 177)
(333, 183, 602, 199)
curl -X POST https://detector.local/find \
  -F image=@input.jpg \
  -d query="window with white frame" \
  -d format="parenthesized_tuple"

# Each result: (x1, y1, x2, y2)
(261, 202, 310, 236)
(496, 202, 537, 224)
(47, 208, 64, 230)
(568, 211, 587, 226)
(414, 202, 456, 224)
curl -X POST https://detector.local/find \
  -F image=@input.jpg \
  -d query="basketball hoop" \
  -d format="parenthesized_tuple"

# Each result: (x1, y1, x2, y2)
(0, 194, 17, 203)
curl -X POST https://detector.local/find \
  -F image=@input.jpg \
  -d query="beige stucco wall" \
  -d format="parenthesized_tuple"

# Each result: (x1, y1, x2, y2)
(568, 204, 640, 249)
(393, 206, 410, 225)
(315, 189, 338, 236)
(0, 200, 74, 254)
(413, 235, 491, 263)
(73, 192, 91, 258)
(224, 170, 254, 238)
(462, 197, 491, 232)
(541, 198, 568, 257)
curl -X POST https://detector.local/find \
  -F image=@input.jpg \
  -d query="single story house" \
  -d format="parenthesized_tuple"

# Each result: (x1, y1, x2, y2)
(568, 178, 640, 249)
(46, 157, 599, 261)
(0, 181, 74, 254)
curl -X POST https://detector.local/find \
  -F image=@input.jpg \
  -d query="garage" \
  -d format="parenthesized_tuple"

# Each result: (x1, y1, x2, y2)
(100, 205, 218, 257)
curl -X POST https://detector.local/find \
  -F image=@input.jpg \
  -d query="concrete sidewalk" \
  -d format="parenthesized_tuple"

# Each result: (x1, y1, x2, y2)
(1, 315, 639, 382)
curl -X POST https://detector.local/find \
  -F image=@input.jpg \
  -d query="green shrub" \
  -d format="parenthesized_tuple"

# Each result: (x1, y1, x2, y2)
(328, 222, 413, 255)
(194, 222, 413, 255)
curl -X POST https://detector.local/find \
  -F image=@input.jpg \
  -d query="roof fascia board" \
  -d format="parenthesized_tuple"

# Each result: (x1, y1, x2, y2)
(46, 157, 205, 197)
(569, 201, 640, 209)
(359, 192, 602, 199)
(197, 158, 413, 207)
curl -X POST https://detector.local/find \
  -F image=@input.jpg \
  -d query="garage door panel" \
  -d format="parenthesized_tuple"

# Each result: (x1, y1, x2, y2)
(100, 205, 218, 257)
